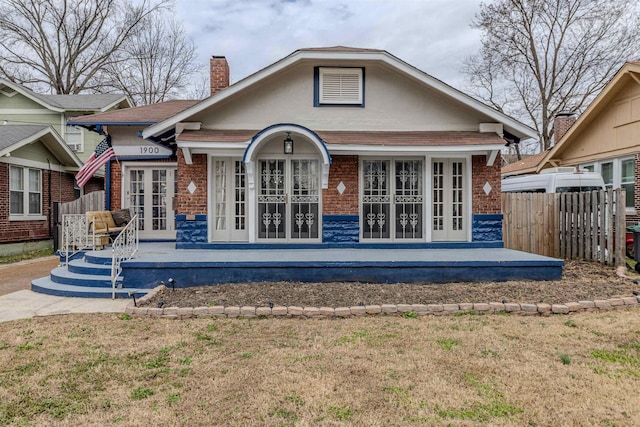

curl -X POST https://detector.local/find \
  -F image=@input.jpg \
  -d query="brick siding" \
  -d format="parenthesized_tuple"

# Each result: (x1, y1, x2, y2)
(0, 163, 76, 243)
(323, 155, 359, 215)
(210, 56, 230, 96)
(177, 150, 208, 215)
(471, 154, 501, 214)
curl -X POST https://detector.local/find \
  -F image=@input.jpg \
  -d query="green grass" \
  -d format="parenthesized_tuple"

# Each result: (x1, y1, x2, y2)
(436, 338, 460, 351)
(0, 248, 54, 265)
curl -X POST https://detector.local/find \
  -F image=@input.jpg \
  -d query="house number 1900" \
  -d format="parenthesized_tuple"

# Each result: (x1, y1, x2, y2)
(140, 146, 160, 154)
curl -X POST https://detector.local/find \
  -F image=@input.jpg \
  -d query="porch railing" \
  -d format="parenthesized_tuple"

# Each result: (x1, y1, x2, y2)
(61, 214, 90, 267)
(111, 215, 139, 299)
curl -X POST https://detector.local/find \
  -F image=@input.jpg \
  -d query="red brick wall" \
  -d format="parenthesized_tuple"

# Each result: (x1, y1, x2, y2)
(323, 155, 359, 215)
(109, 161, 122, 211)
(177, 150, 208, 214)
(0, 163, 76, 244)
(210, 56, 230, 95)
(471, 154, 501, 214)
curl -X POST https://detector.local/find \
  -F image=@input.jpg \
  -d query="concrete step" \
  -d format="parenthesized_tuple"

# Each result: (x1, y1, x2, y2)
(50, 266, 120, 288)
(67, 259, 112, 276)
(31, 277, 148, 299)
(83, 251, 113, 266)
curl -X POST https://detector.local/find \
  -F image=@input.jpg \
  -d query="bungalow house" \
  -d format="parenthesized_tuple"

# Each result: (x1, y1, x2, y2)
(502, 62, 640, 224)
(74, 47, 538, 247)
(0, 125, 83, 254)
(31, 47, 572, 298)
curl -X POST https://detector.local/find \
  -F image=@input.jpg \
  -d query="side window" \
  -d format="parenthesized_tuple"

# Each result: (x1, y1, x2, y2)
(601, 162, 613, 189)
(65, 125, 83, 153)
(621, 158, 635, 209)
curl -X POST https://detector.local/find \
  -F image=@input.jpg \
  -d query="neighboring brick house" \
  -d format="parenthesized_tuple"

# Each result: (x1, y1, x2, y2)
(502, 62, 640, 225)
(0, 125, 82, 253)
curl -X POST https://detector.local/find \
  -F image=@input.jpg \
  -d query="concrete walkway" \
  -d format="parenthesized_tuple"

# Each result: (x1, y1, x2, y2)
(0, 256, 128, 323)
(0, 290, 129, 323)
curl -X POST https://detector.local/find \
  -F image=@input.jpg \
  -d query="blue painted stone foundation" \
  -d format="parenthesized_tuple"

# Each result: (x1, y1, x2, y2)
(472, 214, 503, 242)
(322, 215, 359, 243)
(176, 214, 208, 244)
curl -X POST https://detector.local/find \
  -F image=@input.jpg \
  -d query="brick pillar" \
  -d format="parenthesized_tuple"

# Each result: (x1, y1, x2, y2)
(210, 56, 230, 95)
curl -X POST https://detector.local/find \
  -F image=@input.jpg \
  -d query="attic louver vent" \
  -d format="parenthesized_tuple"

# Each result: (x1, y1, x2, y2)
(319, 67, 363, 105)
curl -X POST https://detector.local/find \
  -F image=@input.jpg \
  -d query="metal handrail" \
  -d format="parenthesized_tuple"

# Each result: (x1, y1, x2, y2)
(61, 214, 90, 267)
(110, 214, 139, 299)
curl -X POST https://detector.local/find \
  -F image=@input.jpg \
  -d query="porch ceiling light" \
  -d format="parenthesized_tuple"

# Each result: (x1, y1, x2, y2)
(283, 132, 294, 155)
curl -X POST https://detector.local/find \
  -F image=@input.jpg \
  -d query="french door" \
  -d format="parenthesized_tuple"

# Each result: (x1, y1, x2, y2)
(211, 158, 247, 241)
(127, 167, 177, 239)
(432, 158, 466, 241)
(361, 159, 424, 240)
(257, 158, 321, 241)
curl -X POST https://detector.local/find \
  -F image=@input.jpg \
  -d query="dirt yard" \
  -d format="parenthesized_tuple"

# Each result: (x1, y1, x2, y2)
(143, 260, 640, 308)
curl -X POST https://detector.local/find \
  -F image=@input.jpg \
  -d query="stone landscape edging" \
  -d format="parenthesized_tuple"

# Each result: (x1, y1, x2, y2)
(124, 285, 640, 319)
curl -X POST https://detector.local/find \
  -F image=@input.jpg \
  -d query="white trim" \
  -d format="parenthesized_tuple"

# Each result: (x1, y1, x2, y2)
(9, 165, 42, 217)
(181, 147, 192, 165)
(177, 141, 250, 150)
(243, 125, 331, 189)
(1, 156, 70, 172)
(0, 109, 58, 115)
(327, 144, 506, 154)
(143, 50, 538, 141)
(207, 155, 213, 243)
(9, 215, 47, 222)
(487, 150, 499, 167)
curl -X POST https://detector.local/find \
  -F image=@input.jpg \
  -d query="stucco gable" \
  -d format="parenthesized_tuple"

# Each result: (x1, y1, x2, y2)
(143, 47, 537, 143)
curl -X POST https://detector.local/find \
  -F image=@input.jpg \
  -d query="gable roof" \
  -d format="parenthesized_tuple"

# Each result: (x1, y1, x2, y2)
(501, 151, 549, 176)
(0, 78, 132, 113)
(534, 61, 640, 172)
(0, 125, 83, 167)
(68, 99, 200, 126)
(143, 47, 538, 142)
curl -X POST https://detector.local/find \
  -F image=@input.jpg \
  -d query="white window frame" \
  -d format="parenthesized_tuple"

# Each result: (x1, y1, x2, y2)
(318, 67, 363, 105)
(65, 125, 84, 153)
(581, 156, 635, 213)
(9, 165, 45, 221)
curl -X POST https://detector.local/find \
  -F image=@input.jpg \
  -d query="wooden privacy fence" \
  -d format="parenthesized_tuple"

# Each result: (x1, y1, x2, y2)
(502, 189, 626, 265)
(57, 190, 105, 218)
(55, 191, 105, 249)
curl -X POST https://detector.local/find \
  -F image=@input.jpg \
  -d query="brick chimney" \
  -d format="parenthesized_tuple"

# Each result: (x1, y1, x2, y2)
(210, 56, 229, 96)
(553, 112, 577, 143)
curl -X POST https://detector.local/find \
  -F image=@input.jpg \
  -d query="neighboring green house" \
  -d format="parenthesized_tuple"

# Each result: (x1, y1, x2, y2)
(0, 78, 131, 186)
(0, 79, 131, 255)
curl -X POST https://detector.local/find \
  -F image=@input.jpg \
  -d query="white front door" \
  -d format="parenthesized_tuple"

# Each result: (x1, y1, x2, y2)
(432, 158, 466, 241)
(257, 158, 321, 241)
(211, 158, 247, 241)
(127, 167, 177, 239)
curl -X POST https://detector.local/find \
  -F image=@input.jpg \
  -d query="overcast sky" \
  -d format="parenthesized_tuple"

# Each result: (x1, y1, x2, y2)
(174, 0, 483, 90)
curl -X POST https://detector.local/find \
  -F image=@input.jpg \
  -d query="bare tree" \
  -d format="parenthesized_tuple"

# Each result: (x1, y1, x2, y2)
(463, 0, 640, 152)
(99, 11, 204, 106)
(0, 0, 169, 94)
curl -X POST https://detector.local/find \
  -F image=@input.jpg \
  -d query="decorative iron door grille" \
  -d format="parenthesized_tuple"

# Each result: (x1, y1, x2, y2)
(395, 160, 423, 239)
(362, 159, 424, 240)
(257, 159, 320, 241)
(258, 159, 286, 239)
(291, 159, 319, 239)
(362, 160, 391, 239)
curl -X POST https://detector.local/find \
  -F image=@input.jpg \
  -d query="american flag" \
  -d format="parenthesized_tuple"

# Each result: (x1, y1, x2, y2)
(75, 135, 115, 188)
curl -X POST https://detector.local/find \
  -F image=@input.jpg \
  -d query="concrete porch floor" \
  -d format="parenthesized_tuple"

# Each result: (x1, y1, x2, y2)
(111, 242, 564, 288)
